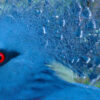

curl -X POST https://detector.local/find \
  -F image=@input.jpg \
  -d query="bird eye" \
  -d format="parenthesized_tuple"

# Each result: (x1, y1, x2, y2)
(0, 50, 20, 66)
(0, 52, 5, 63)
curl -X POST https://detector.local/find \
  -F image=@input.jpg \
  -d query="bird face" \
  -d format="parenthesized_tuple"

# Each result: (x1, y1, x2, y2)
(0, 15, 47, 99)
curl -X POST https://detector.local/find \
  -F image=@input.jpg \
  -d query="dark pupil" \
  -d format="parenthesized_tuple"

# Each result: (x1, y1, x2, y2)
(0, 56, 2, 60)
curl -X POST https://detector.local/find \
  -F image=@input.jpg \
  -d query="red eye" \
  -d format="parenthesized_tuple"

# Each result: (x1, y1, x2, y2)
(0, 52, 5, 63)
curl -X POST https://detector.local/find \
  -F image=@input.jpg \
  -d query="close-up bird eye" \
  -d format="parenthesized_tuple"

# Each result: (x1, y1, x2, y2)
(0, 50, 20, 66)
(0, 0, 100, 100)
(0, 52, 5, 63)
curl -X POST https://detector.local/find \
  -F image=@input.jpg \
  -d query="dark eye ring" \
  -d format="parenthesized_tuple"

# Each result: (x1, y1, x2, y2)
(0, 52, 5, 63)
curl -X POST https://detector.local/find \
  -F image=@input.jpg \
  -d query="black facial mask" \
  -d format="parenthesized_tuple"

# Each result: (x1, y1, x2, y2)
(0, 49, 20, 66)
